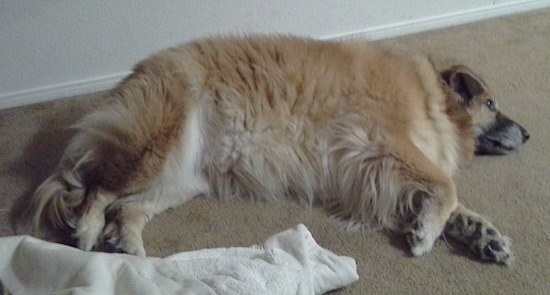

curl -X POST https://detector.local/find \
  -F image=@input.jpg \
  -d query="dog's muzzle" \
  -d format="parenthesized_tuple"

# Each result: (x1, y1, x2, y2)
(475, 113, 530, 155)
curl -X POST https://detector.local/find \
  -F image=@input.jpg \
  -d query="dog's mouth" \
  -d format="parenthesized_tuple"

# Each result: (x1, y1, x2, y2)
(475, 136, 518, 155)
(475, 121, 530, 155)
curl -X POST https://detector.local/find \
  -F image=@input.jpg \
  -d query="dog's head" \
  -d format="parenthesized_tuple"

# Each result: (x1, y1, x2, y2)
(441, 66, 530, 155)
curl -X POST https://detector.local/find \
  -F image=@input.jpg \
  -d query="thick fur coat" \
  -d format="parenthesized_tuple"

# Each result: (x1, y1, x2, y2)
(32, 35, 529, 264)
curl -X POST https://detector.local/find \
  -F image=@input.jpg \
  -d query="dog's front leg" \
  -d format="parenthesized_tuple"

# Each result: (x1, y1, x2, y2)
(404, 178, 458, 257)
(444, 202, 513, 265)
(391, 143, 459, 257)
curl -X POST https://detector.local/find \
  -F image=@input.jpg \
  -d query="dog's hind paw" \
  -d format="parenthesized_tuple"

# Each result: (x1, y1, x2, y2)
(99, 221, 147, 257)
(113, 235, 146, 257)
(74, 212, 105, 252)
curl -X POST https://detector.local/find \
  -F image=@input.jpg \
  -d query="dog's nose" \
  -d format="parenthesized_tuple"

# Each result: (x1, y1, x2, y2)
(521, 127, 530, 143)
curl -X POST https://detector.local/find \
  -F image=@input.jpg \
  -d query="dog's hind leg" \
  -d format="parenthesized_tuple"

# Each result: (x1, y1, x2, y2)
(75, 189, 117, 251)
(100, 199, 154, 257)
(96, 98, 209, 256)
(99, 186, 204, 257)
(98, 146, 209, 257)
(445, 202, 513, 265)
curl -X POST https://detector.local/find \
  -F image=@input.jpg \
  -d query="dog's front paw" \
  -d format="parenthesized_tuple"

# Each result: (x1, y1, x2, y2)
(469, 226, 513, 265)
(446, 213, 514, 265)
(406, 221, 440, 257)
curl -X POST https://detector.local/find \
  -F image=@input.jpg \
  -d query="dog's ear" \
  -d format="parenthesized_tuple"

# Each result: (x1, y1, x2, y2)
(440, 66, 487, 106)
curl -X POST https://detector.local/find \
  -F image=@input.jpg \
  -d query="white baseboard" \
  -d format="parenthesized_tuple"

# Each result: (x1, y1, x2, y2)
(0, 72, 131, 110)
(322, 0, 550, 40)
(1, 0, 548, 110)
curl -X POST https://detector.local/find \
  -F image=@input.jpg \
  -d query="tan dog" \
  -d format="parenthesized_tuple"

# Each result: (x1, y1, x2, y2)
(31, 35, 529, 264)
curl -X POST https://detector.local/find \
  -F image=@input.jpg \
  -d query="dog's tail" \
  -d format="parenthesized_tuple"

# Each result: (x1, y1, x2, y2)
(31, 167, 88, 231)
(31, 124, 116, 232)
(31, 71, 189, 233)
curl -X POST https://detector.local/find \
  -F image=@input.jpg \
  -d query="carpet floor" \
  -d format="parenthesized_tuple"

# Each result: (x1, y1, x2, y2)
(1, 8, 549, 294)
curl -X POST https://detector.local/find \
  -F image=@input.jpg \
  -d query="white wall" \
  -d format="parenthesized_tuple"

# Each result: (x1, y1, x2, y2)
(1, 0, 548, 110)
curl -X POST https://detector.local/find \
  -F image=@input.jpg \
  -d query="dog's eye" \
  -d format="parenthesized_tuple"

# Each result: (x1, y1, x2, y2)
(485, 99, 497, 112)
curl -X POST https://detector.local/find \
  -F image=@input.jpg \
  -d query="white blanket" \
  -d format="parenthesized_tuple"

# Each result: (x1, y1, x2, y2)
(0, 224, 359, 295)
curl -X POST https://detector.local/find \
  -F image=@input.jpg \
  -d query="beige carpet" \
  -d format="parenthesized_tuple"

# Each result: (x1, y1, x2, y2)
(1, 8, 549, 294)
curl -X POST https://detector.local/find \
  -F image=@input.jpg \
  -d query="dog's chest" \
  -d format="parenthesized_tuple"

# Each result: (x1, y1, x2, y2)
(409, 115, 460, 176)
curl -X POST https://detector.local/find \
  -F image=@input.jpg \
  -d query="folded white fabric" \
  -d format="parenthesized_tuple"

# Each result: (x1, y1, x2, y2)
(0, 224, 359, 295)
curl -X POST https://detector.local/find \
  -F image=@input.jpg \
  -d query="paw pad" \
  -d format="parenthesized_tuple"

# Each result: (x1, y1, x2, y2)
(447, 214, 513, 265)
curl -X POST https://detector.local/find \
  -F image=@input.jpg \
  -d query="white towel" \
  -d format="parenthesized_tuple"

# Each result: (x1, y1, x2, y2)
(0, 224, 359, 295)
